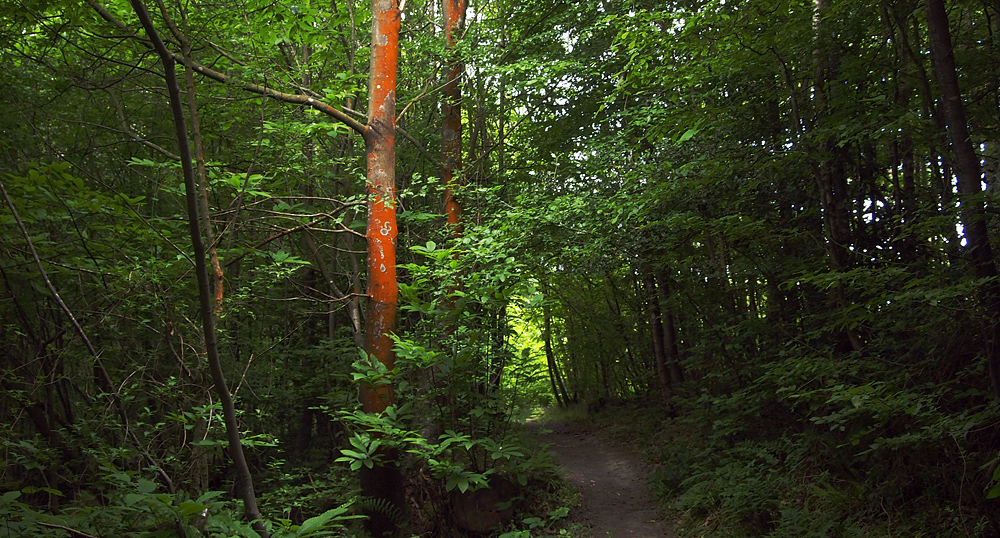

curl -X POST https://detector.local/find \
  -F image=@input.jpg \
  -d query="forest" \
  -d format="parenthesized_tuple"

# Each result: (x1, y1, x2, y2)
(3, 0, 1000, 535)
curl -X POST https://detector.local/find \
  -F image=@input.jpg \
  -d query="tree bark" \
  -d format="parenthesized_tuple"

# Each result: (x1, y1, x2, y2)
(543, 298, 570, 407)
(925, 0, 1000, 396)
(84, 0, 407, 526)
(813, 0, 863, 353)
(359, 0, 404, 533)
(172, 6, 225, 312)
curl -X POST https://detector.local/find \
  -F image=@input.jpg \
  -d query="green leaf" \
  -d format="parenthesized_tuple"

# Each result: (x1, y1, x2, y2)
(136, 478, 157, 494)
(192, 439, 225, 447)
(676, 127, 699, 144)
(178, 500, 209, 516)
(297, 512, 332, 535)
(549, 506, 569, 520)
(196, 490, 225, 504)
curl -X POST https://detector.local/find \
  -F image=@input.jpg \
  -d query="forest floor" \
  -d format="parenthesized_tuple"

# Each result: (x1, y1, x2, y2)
(527, 417, 675, 538)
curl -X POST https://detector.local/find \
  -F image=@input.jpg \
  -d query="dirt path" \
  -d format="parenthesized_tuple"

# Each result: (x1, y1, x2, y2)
(534, 421, 673, 538)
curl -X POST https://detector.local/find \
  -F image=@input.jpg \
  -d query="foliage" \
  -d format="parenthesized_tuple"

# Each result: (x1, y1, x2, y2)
(0, 471, 359, 538)
(331, 220, 562, 534)
(6, 0, 1000, 535)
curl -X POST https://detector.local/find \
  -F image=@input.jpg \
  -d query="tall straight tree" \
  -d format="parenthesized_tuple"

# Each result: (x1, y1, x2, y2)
(655, 270, 684, 385)
(811, 0, 862, 353)
(925, 0, 1000, 396)
(642, 273, 671, 399)
(360, 0, 404, 533)
(442, 0, 466, 234)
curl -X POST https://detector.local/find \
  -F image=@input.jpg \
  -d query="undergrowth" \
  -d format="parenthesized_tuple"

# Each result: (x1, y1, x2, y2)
(585, 390, 1000, 538)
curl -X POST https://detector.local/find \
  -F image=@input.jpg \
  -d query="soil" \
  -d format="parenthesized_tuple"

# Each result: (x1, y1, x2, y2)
(532, 420, 674, 538)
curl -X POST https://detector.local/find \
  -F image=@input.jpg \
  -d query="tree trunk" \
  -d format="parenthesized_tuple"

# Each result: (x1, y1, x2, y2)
(126, 0, 266, 533)
(177, 17, 225, 312)
(642, 273, 671, 399)
(884, 4, 918, 263)
(442, 0, 466, 235)
(813, 0, 862, 353)
(359, 0, 404, 533)
(655, 270, 684, 385)
(925, 0, 1000, 396)
(543, 298, 570, 407)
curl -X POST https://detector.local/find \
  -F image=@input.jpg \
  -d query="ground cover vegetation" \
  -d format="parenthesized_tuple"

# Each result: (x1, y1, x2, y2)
(2, 0, 1000, 536)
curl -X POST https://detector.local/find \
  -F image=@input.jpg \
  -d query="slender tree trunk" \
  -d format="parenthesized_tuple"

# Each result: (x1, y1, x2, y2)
(300, 230, 364, 352)
(883, 4, 919, 263)
(813, 0, 862, 353)
(126, 1, 266, 534)
(545, 343, 565, 408)
(147, 0, 226, 311)
(543, 299, 569, 407)
(925, 0, 1000, 396)
(178, 24, 224, 311)
(440, 0, 467, 329)
(551, 342, 571, 405)
(655, 270, 684, 384)
(488, 305, 508, 392)
(642, 274, 671, 399)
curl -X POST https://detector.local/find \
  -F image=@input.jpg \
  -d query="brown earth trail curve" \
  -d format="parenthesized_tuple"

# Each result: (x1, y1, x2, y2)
(538, 421, 674, 538)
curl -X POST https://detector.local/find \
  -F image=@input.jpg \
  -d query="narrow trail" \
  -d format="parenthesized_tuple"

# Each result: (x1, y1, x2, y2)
(533, 420, 674, 538)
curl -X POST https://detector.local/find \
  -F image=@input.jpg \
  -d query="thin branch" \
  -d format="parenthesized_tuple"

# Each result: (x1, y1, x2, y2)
(37, 522, 100, 538)
(340, 105, 430, 158)
(398, 125, 433, 161)
(223, 209, 361, 268)
(190, 59, 369, 136)
(84, 0, 369, 137)
(206, 40, 246, 65)
(396, 74, 439, 123)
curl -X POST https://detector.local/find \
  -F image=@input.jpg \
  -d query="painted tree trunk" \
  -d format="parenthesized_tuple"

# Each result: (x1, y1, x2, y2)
(442, 0, 466, 235)
(361, 0, 399, 421)
(360, 0, 404, 534)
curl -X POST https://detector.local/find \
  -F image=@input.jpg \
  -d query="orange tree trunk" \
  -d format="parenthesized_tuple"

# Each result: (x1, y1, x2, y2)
(360, 0, 404, 534)
(442, 0, 466, 233)
(361, 0, 399, 421)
